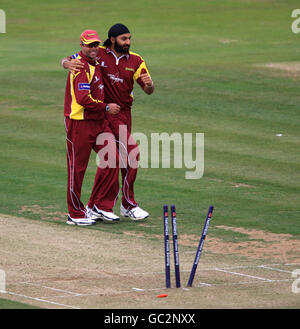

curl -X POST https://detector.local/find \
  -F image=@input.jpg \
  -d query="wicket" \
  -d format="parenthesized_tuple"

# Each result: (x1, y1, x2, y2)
(171, 204, 181, 288)
(187, 205, 214, 287)
(163, 205, 171, 288)
(163, 204, 214, 289)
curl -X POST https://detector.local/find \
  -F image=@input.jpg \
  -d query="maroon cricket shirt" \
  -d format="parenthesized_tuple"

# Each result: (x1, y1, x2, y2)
(71, 46, 150, 112)
(64, 51, 107, 121)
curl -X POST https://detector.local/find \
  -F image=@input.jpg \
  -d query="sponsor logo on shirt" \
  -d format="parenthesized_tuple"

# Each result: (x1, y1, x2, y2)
(78, 83, 90, 90)
(107, 73, 124, 84)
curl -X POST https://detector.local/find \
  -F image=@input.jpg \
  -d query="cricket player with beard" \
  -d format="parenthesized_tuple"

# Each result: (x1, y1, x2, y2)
(61, 24, 155, 221)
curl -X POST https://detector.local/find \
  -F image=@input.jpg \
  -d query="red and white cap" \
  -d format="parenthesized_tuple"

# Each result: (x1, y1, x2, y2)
(80, 30, 101, 45)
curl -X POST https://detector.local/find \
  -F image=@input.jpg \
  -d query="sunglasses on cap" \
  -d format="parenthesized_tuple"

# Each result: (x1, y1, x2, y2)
(83, 42, 100, 48)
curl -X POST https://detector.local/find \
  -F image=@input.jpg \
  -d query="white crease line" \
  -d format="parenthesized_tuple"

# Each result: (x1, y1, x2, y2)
(198, 278, 293, 288)
(22, 276, 296, 300)
(9, 262, 296, 303)
(39, 287, 165, 299)
(23, 281, 80, 295)
(40, 278, 295, 299)
(284, 263, 300, 266)
(130, 263, 300, 275)
(5, 290, 80, 309)
(198, 282, 212, 287)
(18, 263, 296, 279)
(259, 265, 295, 274)
(214, 268, 274, 282)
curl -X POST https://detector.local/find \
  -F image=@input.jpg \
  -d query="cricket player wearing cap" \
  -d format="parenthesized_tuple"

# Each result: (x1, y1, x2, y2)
(64, 29, 121, 225)
(61, 24, 154, 221)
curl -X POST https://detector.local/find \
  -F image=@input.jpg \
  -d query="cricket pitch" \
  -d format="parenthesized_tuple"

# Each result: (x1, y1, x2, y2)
(0, 214, 299, 309)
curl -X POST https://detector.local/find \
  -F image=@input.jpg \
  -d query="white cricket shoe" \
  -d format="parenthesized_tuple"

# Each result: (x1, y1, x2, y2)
(91, 205, 120, 223)
(85, 206, 103, 221)
(66, 215, 96, 226)
(120, 204, 149, 221)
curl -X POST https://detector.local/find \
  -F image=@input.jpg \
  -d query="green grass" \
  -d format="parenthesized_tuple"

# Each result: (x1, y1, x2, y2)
(0, 297, 41, 309)
(0, 0, 300, 242)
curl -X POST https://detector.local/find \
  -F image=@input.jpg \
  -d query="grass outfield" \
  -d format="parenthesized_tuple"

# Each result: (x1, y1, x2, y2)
(0, 0, 300, 309)
(0, 297, 41, 309)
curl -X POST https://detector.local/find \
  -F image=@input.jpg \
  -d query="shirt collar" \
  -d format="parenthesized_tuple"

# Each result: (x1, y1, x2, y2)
(106, 47, 130, 60)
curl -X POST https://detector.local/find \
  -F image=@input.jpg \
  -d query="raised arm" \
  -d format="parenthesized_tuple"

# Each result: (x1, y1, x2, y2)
(134, 64, 155, 95)
(139, 68, 155, 95)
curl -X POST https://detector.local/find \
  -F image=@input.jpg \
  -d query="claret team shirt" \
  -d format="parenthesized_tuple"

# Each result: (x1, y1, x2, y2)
(72, 46, 151, 112)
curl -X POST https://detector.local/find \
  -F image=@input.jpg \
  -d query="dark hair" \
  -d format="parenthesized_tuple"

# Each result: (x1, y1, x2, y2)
(103, 24, 130, 48)
(103, 38, 112, 47)
(108, 23, 130, 38)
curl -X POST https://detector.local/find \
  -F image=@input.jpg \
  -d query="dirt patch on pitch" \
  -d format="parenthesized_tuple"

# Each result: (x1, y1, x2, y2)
(179, 226, 300, 263)
(115, 226, 299, 263)
(0, 213, 166, 308)
(123, 224, 300, 263)
(19, 205, 67, 221)
(208, 178, 255, 189)
(1, 214, 299, 309)
(219, 39, 238, 44)
(255, 62, 300, 79)
(264, 62, 300, 72)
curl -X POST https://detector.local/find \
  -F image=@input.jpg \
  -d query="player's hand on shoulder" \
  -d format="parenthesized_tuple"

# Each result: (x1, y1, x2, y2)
(67, 59, 85, 75)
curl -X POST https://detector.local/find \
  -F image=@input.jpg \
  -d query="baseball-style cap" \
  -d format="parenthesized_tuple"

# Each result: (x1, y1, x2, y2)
(80, 30, 101, 45)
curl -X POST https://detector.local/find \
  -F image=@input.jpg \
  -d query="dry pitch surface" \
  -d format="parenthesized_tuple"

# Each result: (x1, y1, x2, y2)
(0, 214, 299, 309)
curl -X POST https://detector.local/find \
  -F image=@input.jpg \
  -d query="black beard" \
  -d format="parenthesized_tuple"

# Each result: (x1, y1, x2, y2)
(114, 40, 130, 54)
